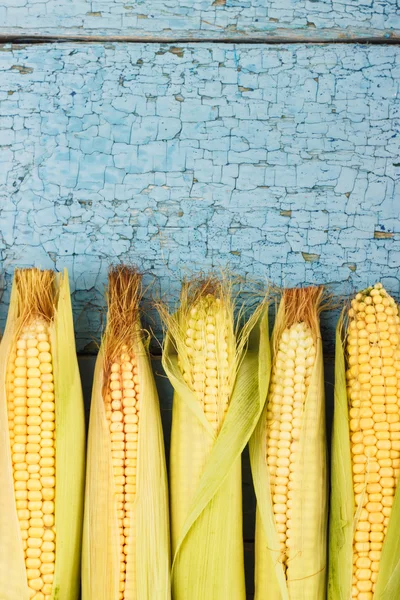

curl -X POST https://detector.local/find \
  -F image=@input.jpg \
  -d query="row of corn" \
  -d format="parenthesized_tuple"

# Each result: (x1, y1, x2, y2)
(0, 266, 399, 599)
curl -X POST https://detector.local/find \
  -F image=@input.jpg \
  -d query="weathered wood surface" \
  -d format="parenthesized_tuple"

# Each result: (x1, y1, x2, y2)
(0, 0, 398, 40)
(0, 42, 399, 353)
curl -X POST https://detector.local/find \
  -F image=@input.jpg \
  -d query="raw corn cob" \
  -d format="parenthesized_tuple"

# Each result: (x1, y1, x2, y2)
(161, 278, 268, 600)
(250, 286, 327, 600)
(0, 268, 85, 600)
(329, 283, 400, 599)
(82, 266, 170, 600)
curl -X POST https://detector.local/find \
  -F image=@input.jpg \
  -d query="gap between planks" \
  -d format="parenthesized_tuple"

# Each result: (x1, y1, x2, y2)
(0, 27, 399, 46)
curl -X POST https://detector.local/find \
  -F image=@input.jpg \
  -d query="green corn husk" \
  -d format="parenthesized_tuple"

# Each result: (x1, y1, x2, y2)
(0, 268, 85, 599)
(250, 286, 327, 600)
(82, 266, 170, 600)
(328, 310, 400, 599)
(160, 278, 269, 600)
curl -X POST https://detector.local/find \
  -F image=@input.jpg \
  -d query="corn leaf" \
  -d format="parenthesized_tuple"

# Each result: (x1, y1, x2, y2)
(163, 306, 270, 600)
(0, 282, 30, 600)
(375, 482, 400, 598)
(82, 348, 119, 600)
(327, 317, 353, 600)
(51, 270, 86, 600)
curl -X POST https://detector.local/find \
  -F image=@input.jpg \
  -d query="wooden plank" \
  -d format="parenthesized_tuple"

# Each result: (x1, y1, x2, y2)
(0, 0, 398, 40)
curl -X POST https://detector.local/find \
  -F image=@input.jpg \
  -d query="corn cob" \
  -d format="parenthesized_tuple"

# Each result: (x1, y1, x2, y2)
(8, 315, 56, 599)
(0, 268, 85, 600)
(172, 286, 236, 548)
(348, 284, 399, 598)
(250, 286, 327, 600)
(329, 283, 400, 599)
(180, 293, 233, 433)
(82, 266, 170, 600)
(161, 278, 267, 600)
(105, 346, 141, 599)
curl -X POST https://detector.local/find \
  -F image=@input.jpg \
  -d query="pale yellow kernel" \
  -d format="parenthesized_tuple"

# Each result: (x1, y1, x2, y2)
(42, 584, 53, 595)
(28, 464, 40, 475)
(41, 552, 55, 563)
(39, 559, 55, 574)
(42, 541, 55, 553)
(41, 382, 54, 392)
(125, 423, 138, 433)
(111, 411, 123, 423)
(39, 363, 52, 375)
(41, 476, 55, 488)
(27, 479, 42, 491)
(28, 491, 43, 501)
(27, 538, 42, 549)
(37, 341, 50, 352)
(39, 452, 55, 467)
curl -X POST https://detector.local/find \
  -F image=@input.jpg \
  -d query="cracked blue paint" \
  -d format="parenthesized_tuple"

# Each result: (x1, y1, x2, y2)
(0, 43, 399, 352)
(0, 0, 398, 36)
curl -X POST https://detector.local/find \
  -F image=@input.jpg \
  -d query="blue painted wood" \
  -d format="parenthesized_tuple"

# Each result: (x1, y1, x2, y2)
(0, 42, 399, 353)
(0, 0, 398, 38)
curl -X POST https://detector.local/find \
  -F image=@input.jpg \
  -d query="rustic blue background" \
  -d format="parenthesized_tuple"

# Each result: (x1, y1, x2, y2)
(0, 43, 399, 352)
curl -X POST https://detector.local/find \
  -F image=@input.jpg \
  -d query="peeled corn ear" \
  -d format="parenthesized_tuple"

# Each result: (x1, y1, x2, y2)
(161, 278, 269, 600)
(0, 267, 85, 600)
(82, 266, 170, 600)
(329, 283, 400, 600)
(250, 286, 327, 600)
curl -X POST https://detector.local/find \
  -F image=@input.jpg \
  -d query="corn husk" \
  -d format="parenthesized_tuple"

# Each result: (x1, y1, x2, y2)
(250, 287, 327, 600)
(82, 266, 170, 600)
(161, 279, 269, 600)
(0, 268, 85, 599)
(328, 313, 400, 599)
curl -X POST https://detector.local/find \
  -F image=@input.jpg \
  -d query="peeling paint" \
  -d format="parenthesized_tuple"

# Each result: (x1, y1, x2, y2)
(0, 43, 399, 352)
(10, 65, 33, 74)
(168, 47, 184, 58)
(374, 231, 394, 239)
(302, 253, 320, 263)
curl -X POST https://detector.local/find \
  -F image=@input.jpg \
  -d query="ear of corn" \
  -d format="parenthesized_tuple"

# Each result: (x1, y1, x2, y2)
(329, 283, 400, 600)
(0, 268, 85, 600)
(250, 287, 327, 600)
(161, 278, 269, 600)
(82, 266, 170, 600)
